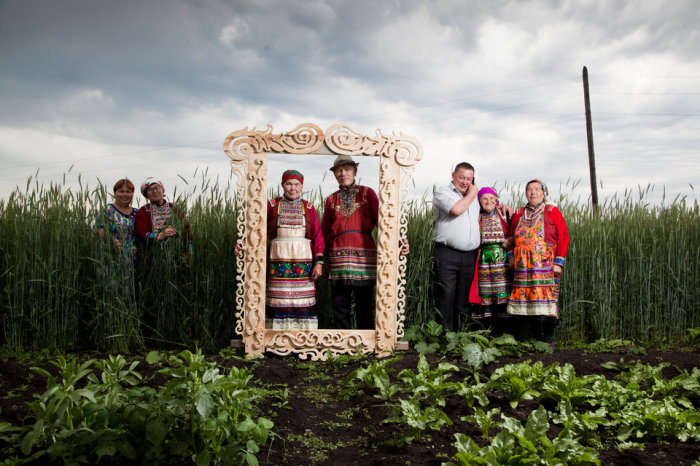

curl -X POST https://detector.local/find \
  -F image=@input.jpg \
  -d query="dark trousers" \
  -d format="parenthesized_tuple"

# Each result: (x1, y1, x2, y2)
(433, 243, 477, 332)
(331, 283, 375, 329)
(527, 316, 559, 342)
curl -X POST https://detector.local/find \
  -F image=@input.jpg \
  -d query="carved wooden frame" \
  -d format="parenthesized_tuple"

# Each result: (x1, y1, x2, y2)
(223, 123, 422, 360)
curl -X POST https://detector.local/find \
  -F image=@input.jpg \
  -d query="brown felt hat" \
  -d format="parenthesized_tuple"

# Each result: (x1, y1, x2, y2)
(329, 154, 359, 171)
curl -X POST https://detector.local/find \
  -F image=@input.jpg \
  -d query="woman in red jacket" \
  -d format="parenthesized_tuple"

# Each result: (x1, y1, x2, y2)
(134, 177, 192, 258)
(507, 179, 569, 345)
(235, 170, 324, 330)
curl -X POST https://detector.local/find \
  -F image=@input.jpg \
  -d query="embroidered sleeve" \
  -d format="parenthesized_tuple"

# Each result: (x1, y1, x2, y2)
(321, 196, 334, 260)
(307, 204, 325, 263)
(134, 206, 153, 243)
(549, 206, 570, 261)
(367, 187, 379, 226)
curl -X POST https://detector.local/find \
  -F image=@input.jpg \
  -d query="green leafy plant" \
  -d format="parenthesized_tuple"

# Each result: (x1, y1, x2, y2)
(612, 397, 700, 443)
(2, 350, 274, 465)
(396, 354, 458, 407)
(461, 407, 501, 440)
(551, 403, 609, 442)
(146, 350, 166, 365)
(453, 373, 489, 408)
(685, 327, 700, 349)
(404, 320, 444, 354)
(586, 338, 646, 354)
(448, 406, 600, 465)
(488, 361, 547, 409)
(461, 341, 502, 371)
(158, 349, 273, 465)
(500, 406, 601, 465)
(599, 357, 639, 372)
(21, 356, 100, 462)
(540, 363, 597, 412)
(448, 430, 518, 466)
(348, 355, 402, 401)
(578, 363, 700, 445)
(385, 399, 452, 444)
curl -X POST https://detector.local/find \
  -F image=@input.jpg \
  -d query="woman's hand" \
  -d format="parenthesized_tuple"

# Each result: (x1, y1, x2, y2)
(553, 264, 562, 275)
(158, 226, 178, 241)
(399, 238, 410, 256)
(497, 203, 514, 218)
(508, 256, 514, 269)
(311, 263, 323, 281)
(234, 239, 246, 257)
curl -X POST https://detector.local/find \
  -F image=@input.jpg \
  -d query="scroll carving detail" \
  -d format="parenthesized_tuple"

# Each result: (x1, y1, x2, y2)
(325, 124, 423, 166)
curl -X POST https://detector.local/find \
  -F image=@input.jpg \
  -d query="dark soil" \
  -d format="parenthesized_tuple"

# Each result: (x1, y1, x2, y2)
(0, 347, 698, 465)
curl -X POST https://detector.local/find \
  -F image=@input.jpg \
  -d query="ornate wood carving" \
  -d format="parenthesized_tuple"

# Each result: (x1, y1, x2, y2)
(223, 123, 422, 360)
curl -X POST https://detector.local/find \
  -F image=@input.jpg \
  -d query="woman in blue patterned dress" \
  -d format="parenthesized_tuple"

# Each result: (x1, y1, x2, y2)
(96, 178, 138, 277)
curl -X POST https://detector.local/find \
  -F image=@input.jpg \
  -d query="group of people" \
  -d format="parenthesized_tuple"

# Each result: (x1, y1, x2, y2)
(97, 157, 569, 344)
(96, 177, 192, 279)
(235, 154, 404, 331)
(433, 162, 569, 344)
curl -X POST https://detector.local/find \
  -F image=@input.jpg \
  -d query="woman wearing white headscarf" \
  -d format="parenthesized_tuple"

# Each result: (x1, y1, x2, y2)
(134, 177, 192, 249)
(507, 179, 569, 345)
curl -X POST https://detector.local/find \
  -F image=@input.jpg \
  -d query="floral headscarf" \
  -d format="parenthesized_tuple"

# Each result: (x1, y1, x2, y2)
(140, 177, 164, 198)
(526, 179, 549, 200)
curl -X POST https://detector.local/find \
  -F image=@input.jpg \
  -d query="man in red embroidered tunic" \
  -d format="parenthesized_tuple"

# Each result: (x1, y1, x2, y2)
(322, 155, 379, 329)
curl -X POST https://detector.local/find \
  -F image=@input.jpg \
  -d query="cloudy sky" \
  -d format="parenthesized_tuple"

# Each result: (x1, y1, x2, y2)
(0, 0, 698, 207)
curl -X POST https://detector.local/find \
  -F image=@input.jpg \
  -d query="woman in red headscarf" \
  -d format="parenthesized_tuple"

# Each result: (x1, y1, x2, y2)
(237, 170, 325, 330)
(506, 179, 569, 345)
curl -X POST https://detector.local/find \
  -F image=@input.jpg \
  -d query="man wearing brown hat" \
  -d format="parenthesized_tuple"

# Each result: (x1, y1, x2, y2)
(321, 155, 379, 329)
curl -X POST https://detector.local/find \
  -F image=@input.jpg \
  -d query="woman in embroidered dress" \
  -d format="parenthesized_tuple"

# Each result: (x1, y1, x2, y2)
(236, 170, 324, 330)
(134, 177, 192, 257)
(506, 179, 569, 344)
(96, 178, 138, 276)
(134, 177, 192, 340)
(470, 187, 512, 333)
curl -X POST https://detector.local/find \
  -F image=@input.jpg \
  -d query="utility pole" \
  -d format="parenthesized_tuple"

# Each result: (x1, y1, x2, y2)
(583, 66, 599, 210)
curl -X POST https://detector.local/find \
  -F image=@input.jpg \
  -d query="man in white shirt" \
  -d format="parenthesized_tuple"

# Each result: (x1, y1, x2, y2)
(432, 162, 511, 331)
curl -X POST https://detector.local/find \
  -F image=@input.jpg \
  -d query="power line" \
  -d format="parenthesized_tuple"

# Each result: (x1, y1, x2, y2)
(0, 77, 583, 173)
(0, 150, 223, 184)
(2, 74, 699, 181)
(423, 113, 581, 143)
(592, 75, 700, 79)
(400, 95, 580, 129)
(592, 92, 700, 96)
(0, 139, 221, 171)
(328, 76, 580, 124)
(594, 112, 700, 117)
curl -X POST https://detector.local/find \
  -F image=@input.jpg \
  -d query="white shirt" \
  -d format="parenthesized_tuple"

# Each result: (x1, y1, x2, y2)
(432, 181, 480, 251)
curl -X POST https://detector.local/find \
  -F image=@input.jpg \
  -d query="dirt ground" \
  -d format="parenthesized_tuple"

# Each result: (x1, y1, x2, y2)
(0, 347, 698, 465)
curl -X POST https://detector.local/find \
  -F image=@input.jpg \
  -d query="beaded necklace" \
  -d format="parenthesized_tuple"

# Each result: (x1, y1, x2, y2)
(151, 202, 172, 232)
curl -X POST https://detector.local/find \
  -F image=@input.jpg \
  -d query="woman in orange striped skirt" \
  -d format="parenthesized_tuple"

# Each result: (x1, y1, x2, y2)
(506, 179, 569, 345)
